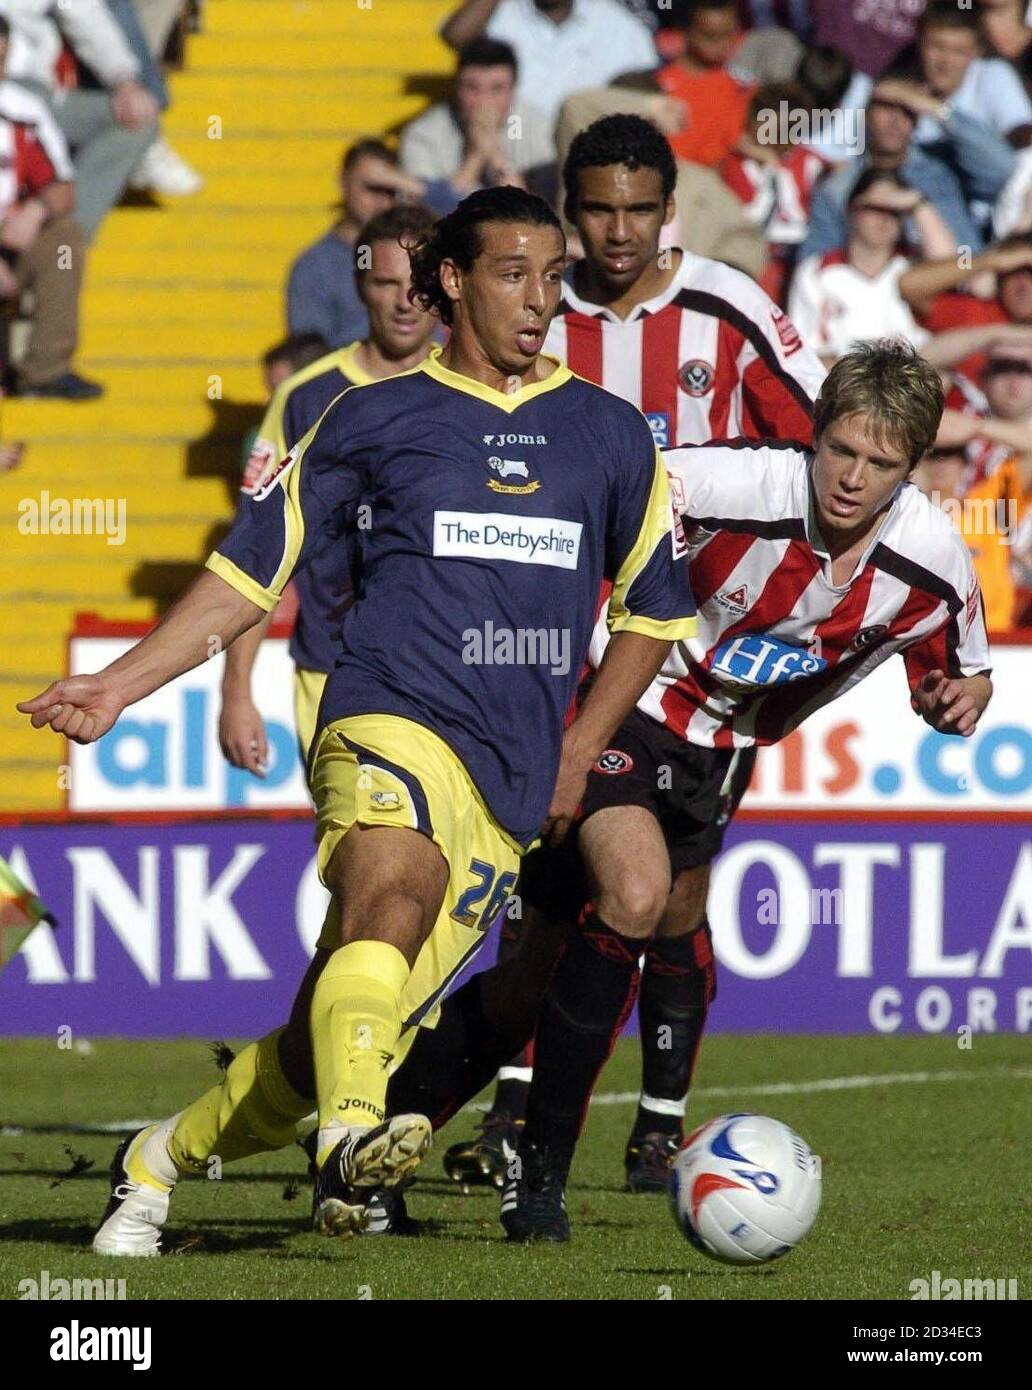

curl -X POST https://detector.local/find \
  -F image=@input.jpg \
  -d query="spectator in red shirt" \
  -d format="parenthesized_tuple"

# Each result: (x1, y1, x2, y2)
(657, 0, 755, 168)
(0, 17, 99, 399)
(935, 335, 1032, 487)
(900, 231, 1032, 380)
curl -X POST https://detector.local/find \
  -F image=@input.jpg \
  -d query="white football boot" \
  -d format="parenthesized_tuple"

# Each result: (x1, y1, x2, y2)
(92, 1117, 180, 1257)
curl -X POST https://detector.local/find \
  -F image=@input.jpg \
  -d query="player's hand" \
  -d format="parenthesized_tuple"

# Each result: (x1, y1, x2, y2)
(914, 670, 992, 737)
(17, 674, 125, 744)
(541, 734, 592, 845)
(218, 695, 269, 777)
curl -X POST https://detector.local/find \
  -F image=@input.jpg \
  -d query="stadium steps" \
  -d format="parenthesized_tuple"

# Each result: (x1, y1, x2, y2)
(0, 0, 452, 810)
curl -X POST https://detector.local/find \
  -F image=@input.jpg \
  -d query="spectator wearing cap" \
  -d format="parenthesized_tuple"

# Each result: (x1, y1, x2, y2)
(789, 168, 956, 366)
(800, 79, 1006, 262)
(2, 0, 159, 242)
(440, 0, 658, 125)
(399, 39, 554, 197)
(0, 17, 100, 399)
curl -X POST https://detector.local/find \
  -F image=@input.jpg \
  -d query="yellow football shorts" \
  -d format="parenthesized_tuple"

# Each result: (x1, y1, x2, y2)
(308, 713, 522, 1041)
(292, 666, 327, 765)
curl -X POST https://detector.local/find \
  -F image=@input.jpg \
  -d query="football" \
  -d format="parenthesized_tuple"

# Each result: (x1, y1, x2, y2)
(669, 1113, 822, 1264)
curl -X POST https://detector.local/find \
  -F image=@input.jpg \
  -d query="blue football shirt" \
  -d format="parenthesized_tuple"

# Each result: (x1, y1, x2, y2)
(211, 348, 696, 844)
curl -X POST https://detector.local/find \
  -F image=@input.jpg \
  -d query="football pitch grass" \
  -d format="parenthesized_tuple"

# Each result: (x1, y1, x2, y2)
(1, 1033, 1029, 1301)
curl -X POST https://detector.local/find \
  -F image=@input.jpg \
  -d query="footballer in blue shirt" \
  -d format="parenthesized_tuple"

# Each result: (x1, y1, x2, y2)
(19, 186, 696, 1250)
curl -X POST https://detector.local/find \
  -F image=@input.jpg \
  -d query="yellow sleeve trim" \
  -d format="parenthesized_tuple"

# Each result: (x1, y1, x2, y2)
(608, 447, 680, 629)
(205, 552, 279, 613)
(609, 613, 697, 641)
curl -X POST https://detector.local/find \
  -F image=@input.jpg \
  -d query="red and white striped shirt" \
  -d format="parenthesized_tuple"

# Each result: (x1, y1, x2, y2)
(0, 80, 73, 220)
(544, 247, 824, 450)
(591, 439, 991, 748)
(720, 147, 831, 247)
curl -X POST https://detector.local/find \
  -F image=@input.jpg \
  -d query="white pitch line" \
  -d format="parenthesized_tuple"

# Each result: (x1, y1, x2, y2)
(586, 1065, 1032, 1107)
(4, 1067, 1030, 1135)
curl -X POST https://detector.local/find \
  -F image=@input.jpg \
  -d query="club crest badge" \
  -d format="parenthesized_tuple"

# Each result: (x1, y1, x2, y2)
(678, 359, 715, 397)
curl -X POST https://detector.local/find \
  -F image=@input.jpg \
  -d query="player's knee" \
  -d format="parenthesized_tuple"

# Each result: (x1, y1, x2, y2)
(596, 872, 669, 939)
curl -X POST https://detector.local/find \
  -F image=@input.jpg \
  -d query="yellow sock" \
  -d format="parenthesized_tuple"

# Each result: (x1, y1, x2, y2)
(310, 939, 410, 1164)
(168, 1028, 313, 1173)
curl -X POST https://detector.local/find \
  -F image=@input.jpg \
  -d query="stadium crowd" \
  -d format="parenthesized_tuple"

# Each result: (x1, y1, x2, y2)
(1, 0, 1027, 627)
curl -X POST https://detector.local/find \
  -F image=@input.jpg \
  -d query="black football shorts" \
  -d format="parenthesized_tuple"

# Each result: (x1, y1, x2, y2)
(520, 708, 755, 921)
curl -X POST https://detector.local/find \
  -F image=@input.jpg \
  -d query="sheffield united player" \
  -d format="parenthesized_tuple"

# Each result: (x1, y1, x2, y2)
(498, 340, 992, 1241)
(444, 113, 826, 1196)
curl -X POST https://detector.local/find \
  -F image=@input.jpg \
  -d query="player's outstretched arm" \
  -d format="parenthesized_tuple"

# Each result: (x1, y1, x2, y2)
(913, 670, 993, 738)
(219, 609, 276, 775)
(542, 630, 673, 845)
(18, 570, 266, 746)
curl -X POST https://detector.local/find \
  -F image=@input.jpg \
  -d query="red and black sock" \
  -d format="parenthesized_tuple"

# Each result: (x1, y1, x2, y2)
(633, 920, 716, 1141)
(521, 910, 643, 1164)
(386, 973, 530, 1130)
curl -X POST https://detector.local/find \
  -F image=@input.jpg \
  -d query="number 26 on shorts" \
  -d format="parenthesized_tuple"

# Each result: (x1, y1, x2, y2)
(450, 859, 518, 931)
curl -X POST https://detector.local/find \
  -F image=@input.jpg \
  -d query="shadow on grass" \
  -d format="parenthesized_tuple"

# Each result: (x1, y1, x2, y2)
(0, 1168, 307, 1184)
(0, 1216, 309, 1257)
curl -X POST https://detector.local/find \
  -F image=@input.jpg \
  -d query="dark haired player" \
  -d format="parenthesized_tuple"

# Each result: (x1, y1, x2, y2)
(445, 112, 825, 1196)
(500, 340, 992, 1240)
(23, 186, 695, 1254)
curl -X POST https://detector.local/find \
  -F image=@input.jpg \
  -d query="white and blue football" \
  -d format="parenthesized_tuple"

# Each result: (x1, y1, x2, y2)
(669, 1112, 822, 1265)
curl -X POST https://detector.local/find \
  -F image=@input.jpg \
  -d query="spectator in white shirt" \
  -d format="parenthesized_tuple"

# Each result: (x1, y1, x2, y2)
(440, 0, 658, 125)
(400, 39, 555, 197)
(2, 0, 159, 241)
(789, 169, 957, 367)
